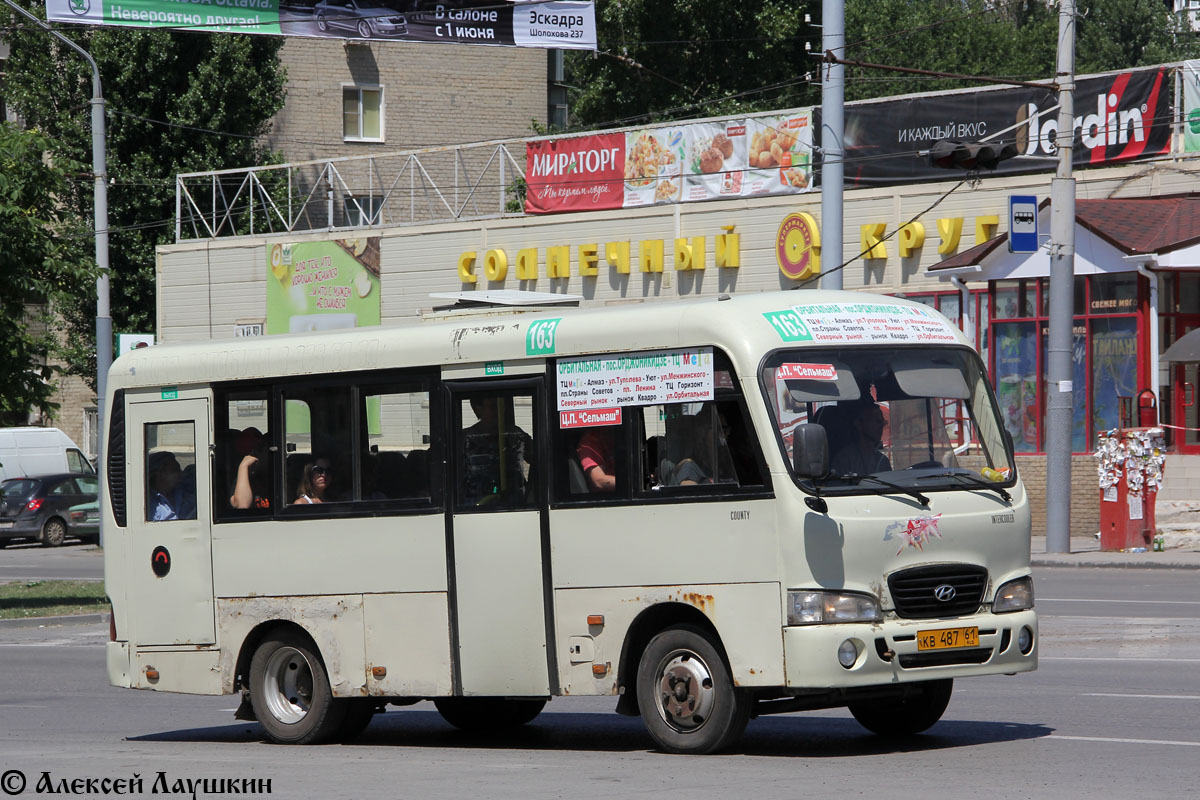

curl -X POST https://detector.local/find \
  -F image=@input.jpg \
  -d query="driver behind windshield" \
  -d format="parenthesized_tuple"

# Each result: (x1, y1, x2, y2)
(830, 397, 891, 477)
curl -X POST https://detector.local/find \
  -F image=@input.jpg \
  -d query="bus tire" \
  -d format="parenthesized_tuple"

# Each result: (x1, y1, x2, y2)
(849, 678, 953, 736)
(336, 698, 381, 742)
(249, 631, 346, 744)
(636, 625, 749, 754)
(433, 697, 546, 732)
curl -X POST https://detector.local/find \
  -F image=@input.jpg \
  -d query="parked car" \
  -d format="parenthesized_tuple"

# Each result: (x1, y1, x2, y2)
(68, 500, 101, 545)
(313, 0, 408, 39)
(0, 473, 100, 548)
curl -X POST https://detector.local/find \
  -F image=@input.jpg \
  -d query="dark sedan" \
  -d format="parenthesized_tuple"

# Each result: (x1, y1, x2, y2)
(0, 473, 100, 548)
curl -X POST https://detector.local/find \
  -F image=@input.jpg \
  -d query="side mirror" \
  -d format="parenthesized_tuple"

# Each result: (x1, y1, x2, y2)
(793, 423, 829, 479)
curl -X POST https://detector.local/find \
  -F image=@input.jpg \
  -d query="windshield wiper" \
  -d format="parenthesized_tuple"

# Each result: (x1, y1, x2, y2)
(916, 471, 1011, 502)
(842, 474, 929, 506)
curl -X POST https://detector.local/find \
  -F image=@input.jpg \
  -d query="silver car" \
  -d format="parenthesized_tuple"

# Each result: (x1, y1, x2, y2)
(314, 0, 408, 39)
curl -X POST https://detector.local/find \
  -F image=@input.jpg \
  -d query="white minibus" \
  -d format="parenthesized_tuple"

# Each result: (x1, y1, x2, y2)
(103, 290, 1036, 754)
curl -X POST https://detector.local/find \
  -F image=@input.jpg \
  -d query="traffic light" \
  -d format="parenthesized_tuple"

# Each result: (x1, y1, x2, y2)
(928, 139, 1018, 170)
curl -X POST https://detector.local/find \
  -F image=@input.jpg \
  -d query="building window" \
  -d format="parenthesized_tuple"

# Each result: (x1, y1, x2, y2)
(343, 86, 382, 142)
(990, 274, 1144, 454)
(343, 195, 383, 226)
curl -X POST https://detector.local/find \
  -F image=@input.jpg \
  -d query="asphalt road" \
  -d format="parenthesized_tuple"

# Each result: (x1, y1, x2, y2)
(0, 566, 1196, 799)
(0, 541, 103, 583)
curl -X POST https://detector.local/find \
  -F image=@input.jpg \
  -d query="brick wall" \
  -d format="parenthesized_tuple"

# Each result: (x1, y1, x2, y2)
(1016, 454, 1100, 537)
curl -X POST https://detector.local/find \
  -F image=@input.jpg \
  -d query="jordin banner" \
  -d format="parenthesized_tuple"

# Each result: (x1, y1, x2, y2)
(44, 0, 597, 49)
(828, 66, 1173, 187)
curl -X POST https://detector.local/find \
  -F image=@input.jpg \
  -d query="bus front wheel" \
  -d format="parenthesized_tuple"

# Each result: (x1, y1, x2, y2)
(848, 678, 953, 736)
(636, 625, 750, 754)
(249, 631, 346, 744)
(434, 697, 545, 732)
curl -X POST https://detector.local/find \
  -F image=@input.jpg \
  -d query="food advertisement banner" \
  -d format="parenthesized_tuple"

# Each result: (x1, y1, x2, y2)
(266, 238, 381, 335)
(526, 110, 814, 214)
(833, 66, 1173, 187)
(526, 133, 624, 213)
(44, 0, 597, 49)
(556, 348, 714, 410)
(1184, 60, 1200, 153)
(783, 302, 960, 345)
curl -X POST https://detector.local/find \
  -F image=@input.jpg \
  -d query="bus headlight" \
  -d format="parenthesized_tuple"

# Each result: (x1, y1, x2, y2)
(993, 577, 1035, 613)
(787, 591, 881, 625)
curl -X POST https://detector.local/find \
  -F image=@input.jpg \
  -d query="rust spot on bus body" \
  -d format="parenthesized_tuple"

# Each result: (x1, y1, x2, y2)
(681, 592, 715, 613)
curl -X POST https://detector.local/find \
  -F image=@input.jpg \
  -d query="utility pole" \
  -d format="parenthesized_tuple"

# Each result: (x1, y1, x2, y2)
(2, 0, 111, 471)
(1045, 1, 1077, 553)
(820, 0, 844, 290)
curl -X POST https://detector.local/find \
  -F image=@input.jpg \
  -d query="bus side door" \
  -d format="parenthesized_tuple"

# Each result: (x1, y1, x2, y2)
(127, 398, 215, 646)
(447, 380, 553, 697)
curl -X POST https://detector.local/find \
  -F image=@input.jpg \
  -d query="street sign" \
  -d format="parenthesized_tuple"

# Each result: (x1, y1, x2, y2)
(1009, 195, 1039, 253)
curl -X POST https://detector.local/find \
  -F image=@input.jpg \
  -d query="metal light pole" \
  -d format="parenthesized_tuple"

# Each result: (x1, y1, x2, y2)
(1045, 1, 1076, 553)
(2, 0, 111, 467)
(820, 0, 845, 290)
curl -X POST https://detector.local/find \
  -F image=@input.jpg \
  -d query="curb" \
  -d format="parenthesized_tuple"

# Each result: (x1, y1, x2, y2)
(0, 613, 109, 629)
(1032, 556, 1200, 570)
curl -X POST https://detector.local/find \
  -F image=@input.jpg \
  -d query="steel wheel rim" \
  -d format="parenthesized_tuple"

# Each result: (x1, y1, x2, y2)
(654, 648, 716, 733)
(262, 646, 315, 725)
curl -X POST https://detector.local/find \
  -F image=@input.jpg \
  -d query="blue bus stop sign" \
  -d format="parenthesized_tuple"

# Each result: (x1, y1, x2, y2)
(1009, 195, 1038, 253)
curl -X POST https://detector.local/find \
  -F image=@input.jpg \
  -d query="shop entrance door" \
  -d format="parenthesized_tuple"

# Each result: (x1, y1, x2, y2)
(1173, 318, 1200, 454)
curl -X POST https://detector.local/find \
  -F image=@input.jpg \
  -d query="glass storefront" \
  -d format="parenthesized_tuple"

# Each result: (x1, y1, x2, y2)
(989, 274, 1144, 453)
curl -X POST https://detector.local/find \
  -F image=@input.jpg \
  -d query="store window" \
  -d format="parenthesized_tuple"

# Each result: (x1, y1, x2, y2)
(989, 274, 1143, 453)
(343, 86, 383, 142)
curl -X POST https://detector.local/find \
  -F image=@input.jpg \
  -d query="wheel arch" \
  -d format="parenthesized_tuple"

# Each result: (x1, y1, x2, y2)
(233, 619, 321, 693)
(614, 602, 729, 717)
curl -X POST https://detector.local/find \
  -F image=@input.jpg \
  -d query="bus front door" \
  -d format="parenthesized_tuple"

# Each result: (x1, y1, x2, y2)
(448, 383, 552, 697)
(126, 398, 215, 646)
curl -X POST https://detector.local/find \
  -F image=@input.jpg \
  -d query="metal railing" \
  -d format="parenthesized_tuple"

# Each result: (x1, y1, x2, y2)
(175, 138, 527, 241)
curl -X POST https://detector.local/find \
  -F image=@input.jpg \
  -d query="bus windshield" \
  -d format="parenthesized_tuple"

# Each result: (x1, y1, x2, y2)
(761, 346, 1015, 493)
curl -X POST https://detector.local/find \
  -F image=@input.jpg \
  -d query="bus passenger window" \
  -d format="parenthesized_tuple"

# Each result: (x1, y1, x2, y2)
(458, 394, 534, 510)
(145, 421, 197, 522)
(362, 386, 432, 501)
(220, 390, 274, 515)
(639, 402, 760, 490)
(283, 387, 353, 505)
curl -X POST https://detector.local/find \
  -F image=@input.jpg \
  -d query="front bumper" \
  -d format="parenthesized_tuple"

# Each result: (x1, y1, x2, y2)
(783, 609, 1037, 689)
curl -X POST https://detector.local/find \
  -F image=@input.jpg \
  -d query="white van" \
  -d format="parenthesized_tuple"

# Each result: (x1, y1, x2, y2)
(0, 428, 95, 481)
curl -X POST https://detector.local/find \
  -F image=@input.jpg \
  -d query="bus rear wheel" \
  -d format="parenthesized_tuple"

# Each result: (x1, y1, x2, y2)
(636, 625, 749, 754)
(848, 678, 953, 736)
(249, 631, 346, 744)
(433, 697, 546, 732)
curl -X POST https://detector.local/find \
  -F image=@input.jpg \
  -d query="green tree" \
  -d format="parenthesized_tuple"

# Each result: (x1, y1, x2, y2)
(567, 0, 1199, 129)
(0, 124, 94, 425)
(0, 6, 287, 386)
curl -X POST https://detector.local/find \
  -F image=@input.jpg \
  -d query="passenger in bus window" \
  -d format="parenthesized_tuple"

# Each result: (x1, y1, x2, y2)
(230, 428, 271, 510)
(577, 428, 616, 492)
(717, 407, 758, 485)
(669, 413, 716, 486)
(294, 458, 333, 504)
(462, 397, 532, 506)
(147, 451, 183, 521)
(830, 398, 891, 476)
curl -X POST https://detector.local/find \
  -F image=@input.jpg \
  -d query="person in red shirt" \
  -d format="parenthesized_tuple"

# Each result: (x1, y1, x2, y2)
(577, 428, 616, 492)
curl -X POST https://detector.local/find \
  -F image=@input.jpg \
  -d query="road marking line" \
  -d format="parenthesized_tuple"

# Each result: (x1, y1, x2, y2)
(1082, 693, 1200, 700)
(1042, 656, 1200, 663)
(1049, 735, 1200, 748)
(1040, 598, 1200, 605)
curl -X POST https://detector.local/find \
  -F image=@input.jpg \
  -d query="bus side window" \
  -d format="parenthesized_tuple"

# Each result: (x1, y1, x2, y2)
(145, 421, 198, 522)
(283, 386, 353, 505)
(361, 385, 432, 501)
(220, 390, 274, 515)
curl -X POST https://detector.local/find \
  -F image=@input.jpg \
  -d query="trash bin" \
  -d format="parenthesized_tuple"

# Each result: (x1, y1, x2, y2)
(1095, 427, 1166, 552)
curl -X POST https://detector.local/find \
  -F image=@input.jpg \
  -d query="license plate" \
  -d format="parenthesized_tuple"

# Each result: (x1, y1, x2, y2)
(917, 626, 979, 650)
(0, 521, 12, 529)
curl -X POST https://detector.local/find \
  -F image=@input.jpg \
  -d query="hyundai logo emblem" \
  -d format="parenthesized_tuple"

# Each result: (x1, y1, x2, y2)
(933, 584, 957, 602)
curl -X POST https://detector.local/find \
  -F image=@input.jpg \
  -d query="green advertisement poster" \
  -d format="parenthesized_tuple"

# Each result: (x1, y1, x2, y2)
(1185, 61, 1200, 153)
(266, 238, 381, 335)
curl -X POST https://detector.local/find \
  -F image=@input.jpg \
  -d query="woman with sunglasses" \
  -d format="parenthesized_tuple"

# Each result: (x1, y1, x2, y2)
(295, 458, 334, 504)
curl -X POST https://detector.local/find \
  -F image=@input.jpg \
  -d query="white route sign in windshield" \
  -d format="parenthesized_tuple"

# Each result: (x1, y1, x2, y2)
(789, 302, 960, 344)
(556, 347, 714, 410)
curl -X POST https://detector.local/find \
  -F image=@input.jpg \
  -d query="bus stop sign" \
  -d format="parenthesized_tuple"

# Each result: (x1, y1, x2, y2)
(1009, 195, 1038, 253)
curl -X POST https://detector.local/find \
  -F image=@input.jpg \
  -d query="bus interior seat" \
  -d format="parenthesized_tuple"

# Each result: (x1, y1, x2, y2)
(404, 449, 430, 496)
(375, 450, 407, 498)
